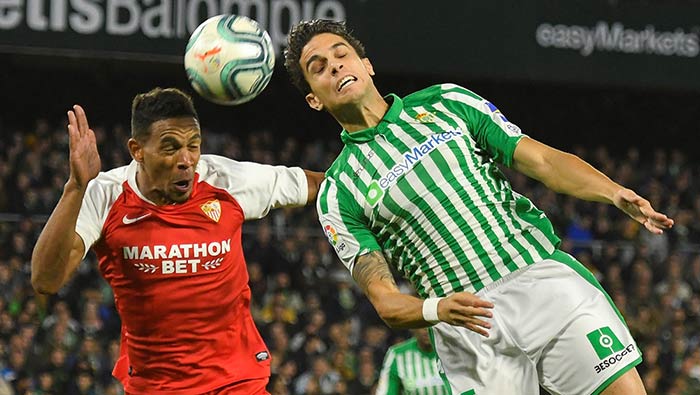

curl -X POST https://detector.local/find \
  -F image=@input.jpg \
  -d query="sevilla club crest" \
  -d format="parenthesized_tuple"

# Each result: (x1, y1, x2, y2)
(200, 200, 222, 223)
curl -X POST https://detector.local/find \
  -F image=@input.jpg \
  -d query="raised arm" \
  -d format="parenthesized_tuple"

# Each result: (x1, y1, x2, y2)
(353, 251, 493, 336)
(31, 105, 100, 294)
(512, 137, 673, 234)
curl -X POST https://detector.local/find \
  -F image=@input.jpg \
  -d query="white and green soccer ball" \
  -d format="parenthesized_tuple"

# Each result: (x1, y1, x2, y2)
(184, 15, 275, 105)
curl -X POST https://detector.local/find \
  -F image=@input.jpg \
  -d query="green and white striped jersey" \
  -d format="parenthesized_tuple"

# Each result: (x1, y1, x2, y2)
(375, 338, 447, 395)
(317, 84, 560, 297)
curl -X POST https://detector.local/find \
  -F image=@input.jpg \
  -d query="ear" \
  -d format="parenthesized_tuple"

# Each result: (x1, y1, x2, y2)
(127, 138, 144, 162)
(305, 93, 324, 112)
(362, 58, 375, 76)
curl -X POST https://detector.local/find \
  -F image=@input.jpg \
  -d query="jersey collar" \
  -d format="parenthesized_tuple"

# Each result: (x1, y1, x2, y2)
(340, 93, 403, 144)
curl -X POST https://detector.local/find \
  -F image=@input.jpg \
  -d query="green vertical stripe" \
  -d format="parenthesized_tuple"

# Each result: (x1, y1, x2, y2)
(347, 144, 433, 296)
(346, 149, 371, 193)
(411, 160, 490, 287)
(437, 99, 548, 264)
(428, 327, 453, 395)
(397, 110, 498, 285)
(318, 180, 332, 214)
(384, 193, 446, 296)
(386, 115, 486, 290)
(394, 173, 481, 291)
(427, 107, 532, 272)
(427, 150, 504, 280)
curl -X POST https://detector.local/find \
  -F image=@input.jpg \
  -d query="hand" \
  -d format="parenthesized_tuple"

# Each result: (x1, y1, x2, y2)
(438, 292, 494, 337)
(612, 188, 674, 235)
(67, 105, 101, 190)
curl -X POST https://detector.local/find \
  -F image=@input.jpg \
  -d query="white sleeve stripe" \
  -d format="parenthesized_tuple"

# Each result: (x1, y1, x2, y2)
(441, 91, 489, 116)
(442, 91, 523, 138)
(317, 178, 362, 273)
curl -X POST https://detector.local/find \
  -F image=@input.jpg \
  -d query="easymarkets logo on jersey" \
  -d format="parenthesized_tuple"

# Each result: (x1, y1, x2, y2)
(365, 129, 463, 206)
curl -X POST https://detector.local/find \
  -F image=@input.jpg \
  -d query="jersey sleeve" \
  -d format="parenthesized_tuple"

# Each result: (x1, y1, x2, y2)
(440, 83, 525, 167)
(202, 155, 308, 220)
(75, 174, 121, 258)
(316, 178, 381, 273)
(375, 346, 400, 395)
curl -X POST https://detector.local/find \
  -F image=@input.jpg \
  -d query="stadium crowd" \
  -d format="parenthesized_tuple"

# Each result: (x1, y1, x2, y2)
(0, 118, 698, 395)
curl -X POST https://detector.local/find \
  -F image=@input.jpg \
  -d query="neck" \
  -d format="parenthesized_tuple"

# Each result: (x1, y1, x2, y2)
(136, 165, 168, 205)
(333, 89, 389, 133)
(417, 342, 433, 353)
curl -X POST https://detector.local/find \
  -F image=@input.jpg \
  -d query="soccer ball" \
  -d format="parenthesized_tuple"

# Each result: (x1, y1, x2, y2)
(184, 15, 275, 106)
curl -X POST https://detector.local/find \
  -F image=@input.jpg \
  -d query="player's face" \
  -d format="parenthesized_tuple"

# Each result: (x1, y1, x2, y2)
(300, 33, 376, 113)
(411, 328, 433, 351)
(131, 117, 201, 204)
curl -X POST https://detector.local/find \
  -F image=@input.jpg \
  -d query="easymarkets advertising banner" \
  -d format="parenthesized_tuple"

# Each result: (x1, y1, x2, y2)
(0, 0, 698, 90)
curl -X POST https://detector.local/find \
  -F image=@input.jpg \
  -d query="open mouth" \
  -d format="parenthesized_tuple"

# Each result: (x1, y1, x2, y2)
(173, 180, 191, 192)
(337, 75, 357, 92)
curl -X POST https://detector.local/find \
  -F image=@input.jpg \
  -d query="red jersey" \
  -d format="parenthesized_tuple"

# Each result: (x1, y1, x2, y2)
(75, 155, 308, 395)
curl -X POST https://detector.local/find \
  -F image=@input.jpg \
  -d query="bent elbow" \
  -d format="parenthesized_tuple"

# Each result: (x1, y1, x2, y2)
(380, 317, 404, 329)
(374, 304, 405, 329)
(31, 278, 59, 295)
(30, 268, 61, 295)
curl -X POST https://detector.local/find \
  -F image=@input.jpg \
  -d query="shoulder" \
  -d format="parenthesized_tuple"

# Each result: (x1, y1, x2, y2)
(92, 164, 130, 187)
(324, 147, 354, 180)
(388, 338, 419, 355)
(84, 164, 130, 200)
(196, 154, 266, 184)
(197, 154, 299, 175)
(196, 154, 243, 176)
(403, 83, 483, 107)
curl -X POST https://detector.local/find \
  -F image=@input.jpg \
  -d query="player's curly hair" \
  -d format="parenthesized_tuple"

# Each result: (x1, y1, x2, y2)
(131, 87, 199, 142)
(284, 19, 366, 95)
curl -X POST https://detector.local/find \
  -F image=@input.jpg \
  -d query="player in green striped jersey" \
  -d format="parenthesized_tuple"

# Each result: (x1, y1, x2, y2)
(376, 328, 448, 395)
(284, 20, 673, 395)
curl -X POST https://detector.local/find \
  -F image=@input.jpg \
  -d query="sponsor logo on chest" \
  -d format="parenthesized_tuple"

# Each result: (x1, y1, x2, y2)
(365, 129, 463, 206)
(123, 239, 231, 275)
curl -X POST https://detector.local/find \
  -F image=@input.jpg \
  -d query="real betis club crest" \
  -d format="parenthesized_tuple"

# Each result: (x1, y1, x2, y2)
(200, 199, 221, 222)
(414, 112, 437, 123)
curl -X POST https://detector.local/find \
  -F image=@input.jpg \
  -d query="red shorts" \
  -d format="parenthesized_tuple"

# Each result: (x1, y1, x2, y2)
(126, 377, 269, 395)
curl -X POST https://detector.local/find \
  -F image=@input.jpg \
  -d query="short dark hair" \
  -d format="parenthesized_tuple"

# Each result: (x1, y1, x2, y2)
(131, 87, 199, 142)
(284, 19, 366, 95)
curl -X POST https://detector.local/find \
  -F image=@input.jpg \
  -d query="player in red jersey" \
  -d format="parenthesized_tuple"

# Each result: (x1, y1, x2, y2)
(31, 88, 325, 395)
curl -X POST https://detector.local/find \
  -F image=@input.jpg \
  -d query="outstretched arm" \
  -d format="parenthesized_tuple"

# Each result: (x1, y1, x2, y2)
(512, 137, 673, 234)
(353, 251, 494, 336)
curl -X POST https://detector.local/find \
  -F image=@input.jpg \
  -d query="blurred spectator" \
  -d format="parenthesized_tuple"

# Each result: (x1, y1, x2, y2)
(293, 355, 340, 395)
(0, 118, 698, 394)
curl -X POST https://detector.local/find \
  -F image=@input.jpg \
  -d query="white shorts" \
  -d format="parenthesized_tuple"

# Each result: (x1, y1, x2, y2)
(430, 250, 642, 395)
